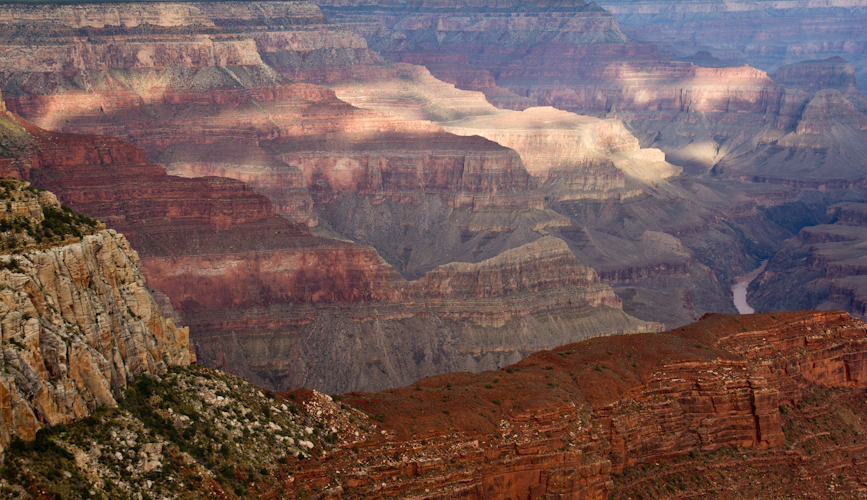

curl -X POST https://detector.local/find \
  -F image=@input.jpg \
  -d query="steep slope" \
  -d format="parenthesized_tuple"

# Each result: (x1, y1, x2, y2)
(0, 178, 192, 453)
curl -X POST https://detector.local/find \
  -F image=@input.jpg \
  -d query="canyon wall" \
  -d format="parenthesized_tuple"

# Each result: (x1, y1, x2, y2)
(750, 201, 867, 318)
(0, 180, 191, 452)
(0, 103, 659, 394)
(320, 0, 867, 188)
(278, 310, 867, 499)
(0, 0, 804, 328)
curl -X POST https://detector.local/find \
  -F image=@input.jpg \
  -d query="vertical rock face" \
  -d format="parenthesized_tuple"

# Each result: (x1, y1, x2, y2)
(0, 181, 191, 452)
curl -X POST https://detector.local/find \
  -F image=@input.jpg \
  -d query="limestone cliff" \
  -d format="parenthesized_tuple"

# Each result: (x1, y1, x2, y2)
(0, 180, 191, 453)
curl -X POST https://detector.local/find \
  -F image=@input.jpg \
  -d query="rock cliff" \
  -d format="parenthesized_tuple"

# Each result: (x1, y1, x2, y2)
(272, 310, 867, 499)
(0, 179, 191, 453)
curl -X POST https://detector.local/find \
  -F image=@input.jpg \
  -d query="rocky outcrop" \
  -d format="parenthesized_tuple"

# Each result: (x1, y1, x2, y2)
(0, 185, 192, 452)
(275, 310, 867, 499)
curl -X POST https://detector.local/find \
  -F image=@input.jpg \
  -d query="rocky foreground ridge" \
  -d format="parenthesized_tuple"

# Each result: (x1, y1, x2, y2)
(0, 178, 192, 454)
(2, 310, 867, 499)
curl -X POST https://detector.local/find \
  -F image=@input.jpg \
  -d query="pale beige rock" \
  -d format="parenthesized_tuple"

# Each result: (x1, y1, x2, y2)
(0, 230, 193, 452)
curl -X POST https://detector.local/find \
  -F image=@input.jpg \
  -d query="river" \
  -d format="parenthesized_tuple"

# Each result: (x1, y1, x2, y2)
(732, 260, 768, 314)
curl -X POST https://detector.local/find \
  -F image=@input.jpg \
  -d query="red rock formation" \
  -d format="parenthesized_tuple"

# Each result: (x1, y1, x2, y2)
(277, 310, 867, 499)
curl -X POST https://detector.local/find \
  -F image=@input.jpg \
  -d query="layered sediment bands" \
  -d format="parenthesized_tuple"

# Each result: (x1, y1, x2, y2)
(774, 57, 862, 94)
(330, 68, 679, 203)
(0, 110, 656, 393)
(0, 1, 544, 222)
(321, 0, 867, 190)
(287, 311, 867, 499)
(441, 106, 680, 200)
(0, 229, 192, 451)
(319, 0, 650, 107)
(272, 131, 542, 210)
(182, 237, 662, 393)
(750, 202, 867, 317)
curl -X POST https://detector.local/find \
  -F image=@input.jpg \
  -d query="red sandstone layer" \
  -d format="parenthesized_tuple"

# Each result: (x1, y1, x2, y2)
(275, 310, 867, 499)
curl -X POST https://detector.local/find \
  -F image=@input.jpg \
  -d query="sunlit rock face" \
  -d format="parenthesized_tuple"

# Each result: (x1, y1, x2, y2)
(441, 106, 681, 201)
(0, 178, 192, 452)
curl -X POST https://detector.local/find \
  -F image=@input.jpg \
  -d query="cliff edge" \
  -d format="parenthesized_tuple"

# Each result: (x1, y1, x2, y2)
(0, 179, 192, 452)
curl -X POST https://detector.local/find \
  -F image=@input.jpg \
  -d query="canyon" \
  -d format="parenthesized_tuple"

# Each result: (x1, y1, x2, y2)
(0, 0, 806, 396)
(0, 94, 660, 394)
(5, 309, 867, 499)
(0, 0, 862, 391)
(0, 1, 864, 497)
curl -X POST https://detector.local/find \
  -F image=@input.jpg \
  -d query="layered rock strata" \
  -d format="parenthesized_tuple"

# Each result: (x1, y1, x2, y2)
(0, 1, 543, 223)
(184, 237, 661, 393)
(279, 310, 867, 499)
(0, 102, 658, 394)
(0, 182, 191, 452)
(320, 0, 867, 189)
(0, 0, 797, 328)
